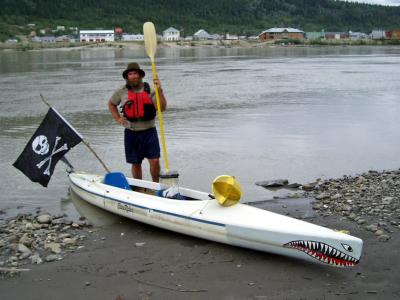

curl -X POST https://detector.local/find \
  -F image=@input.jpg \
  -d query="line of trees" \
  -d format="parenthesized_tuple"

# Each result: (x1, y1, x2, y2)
(1, 0, 400, 41)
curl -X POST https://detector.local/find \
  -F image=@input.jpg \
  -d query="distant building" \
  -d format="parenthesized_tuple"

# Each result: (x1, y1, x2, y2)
(67, 36, 77, 43)
(305, 31, 325, 40)
(122, 34, 144, 41)
(259, 28, 305, 41)
(225, 33, 238, 40)
(6, 39, 18, 44)
(41, 36, 56, 43)
(184, 36, 193, 41)
(193, 29, 211, 40)
(31, 36, 42, 43)
(55, 35, 70, 42)
(79, 30, 114, 42)
(56, 26, 65, 31)
(325, 32, 349, 40)
(349, 31, 368, 40)
(114, 28, 123, 41)
(370, 30, 386, 39)
(163, 27, 180, 41)
(389, 28, 400, 39)
(39, 29, 46, 35)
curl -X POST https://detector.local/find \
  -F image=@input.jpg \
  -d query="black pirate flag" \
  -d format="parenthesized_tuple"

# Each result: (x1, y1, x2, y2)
(13, 108, 82, 187)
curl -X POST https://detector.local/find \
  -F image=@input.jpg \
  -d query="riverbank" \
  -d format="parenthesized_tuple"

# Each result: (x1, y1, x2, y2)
(0, 168, 399, 299)
(1, 38, 399, 52)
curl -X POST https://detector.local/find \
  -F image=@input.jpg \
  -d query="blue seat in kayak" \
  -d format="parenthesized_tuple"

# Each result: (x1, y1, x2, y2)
(103, 172, 131, 190)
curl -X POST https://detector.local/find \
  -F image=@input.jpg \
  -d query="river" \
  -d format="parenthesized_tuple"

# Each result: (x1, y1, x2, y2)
(1, 45, 399, 217)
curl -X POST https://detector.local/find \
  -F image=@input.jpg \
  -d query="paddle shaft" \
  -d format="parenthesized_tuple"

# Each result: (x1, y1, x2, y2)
(150, 61, 169, 172)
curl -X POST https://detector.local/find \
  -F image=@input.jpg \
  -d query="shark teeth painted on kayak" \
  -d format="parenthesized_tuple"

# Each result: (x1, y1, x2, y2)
(283, 240, 359, 267)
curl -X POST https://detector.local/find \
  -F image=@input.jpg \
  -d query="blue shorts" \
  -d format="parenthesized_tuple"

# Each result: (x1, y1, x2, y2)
(124, 127, 160, 164)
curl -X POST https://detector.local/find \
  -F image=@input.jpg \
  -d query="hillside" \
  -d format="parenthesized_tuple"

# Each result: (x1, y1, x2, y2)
(1, 0, 400, 41)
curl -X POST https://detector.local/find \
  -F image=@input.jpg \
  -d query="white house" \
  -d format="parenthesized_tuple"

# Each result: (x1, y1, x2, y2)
(371, 30, 386, 39)
(193, 29, 211, 40)
(163, 27, 180, 41)
(122, 34, 144, 41)
(225, 33, 238, 40)
(79, 30, 114, 42)
(349, 31, 368, 40)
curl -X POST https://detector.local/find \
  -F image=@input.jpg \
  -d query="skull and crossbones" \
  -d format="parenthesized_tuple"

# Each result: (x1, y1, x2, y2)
(33, 136, 69, 175)
(32, 135, 49, 155)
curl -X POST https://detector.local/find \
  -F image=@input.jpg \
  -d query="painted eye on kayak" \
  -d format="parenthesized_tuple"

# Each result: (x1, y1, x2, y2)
(341, 243, 353, 252)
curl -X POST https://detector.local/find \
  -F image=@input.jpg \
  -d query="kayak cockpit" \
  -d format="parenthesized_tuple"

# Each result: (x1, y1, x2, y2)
(102, 172, 212, 201)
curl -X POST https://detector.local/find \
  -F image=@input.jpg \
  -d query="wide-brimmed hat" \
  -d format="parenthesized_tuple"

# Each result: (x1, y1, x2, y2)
(122, 62, 145, 79)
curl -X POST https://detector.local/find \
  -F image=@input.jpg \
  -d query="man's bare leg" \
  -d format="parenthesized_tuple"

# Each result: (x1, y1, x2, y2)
(131, 164, 142, 179)
(148, 158, 160, 182)
(131, 164, 144, 192)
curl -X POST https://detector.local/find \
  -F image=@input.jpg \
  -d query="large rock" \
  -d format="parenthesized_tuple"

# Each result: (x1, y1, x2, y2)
(19, 233, 33, 246)
(286, 183, 301, 189)
(315, 193, 330, 200)
(63, 238, 77, 246)
(255, 179, 289, 188)
(30, 254, 43, 264)
(45, 254, 61, 262)
(365, 224, 378, 232)
(301, 182, 317, 191)
(382, 197, 393, 205)
(45, 243, 62, 254)
(377, 234, 390, 241)
(18, 243, 32, 255)
(58, 233, 71, 239)
(51, 218, 73, 225)
(37, 214, 52, 224)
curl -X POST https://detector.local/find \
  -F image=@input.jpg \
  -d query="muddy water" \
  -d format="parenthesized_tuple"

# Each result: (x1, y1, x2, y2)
(1, 45, 399, 217)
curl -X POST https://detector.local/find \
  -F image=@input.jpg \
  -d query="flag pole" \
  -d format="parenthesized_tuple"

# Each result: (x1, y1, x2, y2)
(39, 94, 111, 173)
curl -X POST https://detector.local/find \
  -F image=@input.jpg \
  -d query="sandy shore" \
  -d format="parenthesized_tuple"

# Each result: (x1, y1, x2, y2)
(0, 188, 399, 299)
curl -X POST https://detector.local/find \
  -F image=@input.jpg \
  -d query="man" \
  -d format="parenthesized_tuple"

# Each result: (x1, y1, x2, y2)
(108, 62, 167, 182)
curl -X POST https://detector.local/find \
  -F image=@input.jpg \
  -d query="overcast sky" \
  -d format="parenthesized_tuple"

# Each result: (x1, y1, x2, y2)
(344, 0, 400, 5)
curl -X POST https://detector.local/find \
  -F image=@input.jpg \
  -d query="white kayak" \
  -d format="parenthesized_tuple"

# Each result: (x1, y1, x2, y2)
(68, 171, 363, 267)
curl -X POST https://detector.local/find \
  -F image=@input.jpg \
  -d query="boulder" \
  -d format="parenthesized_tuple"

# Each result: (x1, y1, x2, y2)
(255, 179, 289, 188)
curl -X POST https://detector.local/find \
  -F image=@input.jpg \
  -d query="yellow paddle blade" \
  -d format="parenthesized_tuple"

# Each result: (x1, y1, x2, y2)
(143, 22, 157, 61)
(212, 175, 242, 207)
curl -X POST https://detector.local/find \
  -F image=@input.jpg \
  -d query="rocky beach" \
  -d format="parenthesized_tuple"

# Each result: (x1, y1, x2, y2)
(305, 169, 400, 241)
(0, 168, 399, 299)
(0, 211, 92, 278)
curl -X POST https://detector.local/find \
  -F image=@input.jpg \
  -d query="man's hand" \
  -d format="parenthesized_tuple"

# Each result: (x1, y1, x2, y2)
(108, 100, 125, 126)
(117, 116, 125, 125)
(153, 78, 162, 92)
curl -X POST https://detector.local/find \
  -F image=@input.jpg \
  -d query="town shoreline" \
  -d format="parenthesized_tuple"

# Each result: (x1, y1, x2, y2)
(1, 38, 400, 52)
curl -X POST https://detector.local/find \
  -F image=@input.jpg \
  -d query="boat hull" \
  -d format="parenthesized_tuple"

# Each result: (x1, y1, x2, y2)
(69, 172, 363, 267)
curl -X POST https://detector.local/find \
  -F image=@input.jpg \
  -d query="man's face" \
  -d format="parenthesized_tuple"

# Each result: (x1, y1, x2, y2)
(126, 70, 142, 86)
